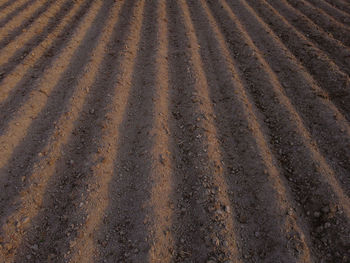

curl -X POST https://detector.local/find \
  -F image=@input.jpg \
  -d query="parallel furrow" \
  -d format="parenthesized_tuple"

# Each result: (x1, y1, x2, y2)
(0, 0, 35, 22)
(90, 2, 171, 261)
(0, 0, 48, 39)
(304, 0, 350, 26)
(0, 1, 115, 262)
(0, 0, 349, 262)
(210, 0, 350, 260)
(284, 0, 350, 47)
(66, 1, 147, 261)
(0, 0, 20, 12)
(0, 0, 86, 107)
(0, 0, 94, 171)
(188, 0, 316, 261)
(325, 0, 350, 15)
(226, 0, 350, 215)
(165, 0, 241, 261)
(0, 0, 67, 63)
(238, 0, 350, 123)
(264, 0, 350, 77)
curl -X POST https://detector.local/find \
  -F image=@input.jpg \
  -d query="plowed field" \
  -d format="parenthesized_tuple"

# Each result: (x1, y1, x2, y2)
(0, 0, 350, 262)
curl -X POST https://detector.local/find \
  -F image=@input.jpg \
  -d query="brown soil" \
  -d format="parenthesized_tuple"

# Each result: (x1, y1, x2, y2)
(0, 0, 349, 262)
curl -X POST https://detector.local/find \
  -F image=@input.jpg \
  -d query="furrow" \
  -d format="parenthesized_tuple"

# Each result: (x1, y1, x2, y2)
(0, 0, 87, 107)
(238, 0, 350, 122)
(211, 0, 350, 260)
(226, 0, 350, 216)
(0, 0, 48, 40)
(284, 0, 350, 47)
(0, 0, 349, 262)
(0, 0, 66, 64)
(0, 0, 122, 262)
(0, 0, 20, 12)
(264, 0, 350, 77)
(0, 0, 100, 186)
(0, 0, 34, 22)
(148, 0, 174, 262)
(304, 0, 350, 26)
(88, 2, 172, 261)
(57, 1, 147, 262)
(144, 0, 174, 261)
(189, 0, 315, 261)
(325, 0, 350, 15)
(167, 0, 245, 261)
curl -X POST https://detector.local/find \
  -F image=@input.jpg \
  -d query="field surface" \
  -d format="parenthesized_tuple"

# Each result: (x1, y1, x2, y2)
(0, 0, 350, 262)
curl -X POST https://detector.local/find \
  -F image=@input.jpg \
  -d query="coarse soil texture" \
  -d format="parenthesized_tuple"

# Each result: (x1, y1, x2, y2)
(0, 0, 350, 262)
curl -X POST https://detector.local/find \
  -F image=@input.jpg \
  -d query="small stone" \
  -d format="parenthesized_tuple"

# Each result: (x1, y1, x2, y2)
(26, 255, 32, 260)
(89, 109, 95, 114)
(32, 244, 38, 251)
(212, 236, 220, 246)
(313, 211, 321, 218)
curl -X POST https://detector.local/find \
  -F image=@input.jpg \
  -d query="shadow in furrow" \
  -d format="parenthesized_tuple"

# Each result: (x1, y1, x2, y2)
(0, 0, 37, 28)
(239, 0, 350, 193)
(264, 0, 350, 77)
(0, 0, 112, 243)
(0, 0, 20, 12)
(166, 1, 239, 262)
(0, 0, 73, 58)
(207, 1, 350, 261)
(283, 0, 350, 47)
(227, 0, 350, 189)
(230, 0, 350, 127)
(0, 0, 93, 134)
(95, 3, 162, 261)
(12, 0, 139, 261)
(325, 0, 350, 15)
(188, 0, 313, 262)
(0, 0, 56, 52)
(304, 0, 350, 26)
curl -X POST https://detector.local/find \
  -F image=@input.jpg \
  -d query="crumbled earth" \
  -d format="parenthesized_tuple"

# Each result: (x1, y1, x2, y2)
(0, 0, 350, 262)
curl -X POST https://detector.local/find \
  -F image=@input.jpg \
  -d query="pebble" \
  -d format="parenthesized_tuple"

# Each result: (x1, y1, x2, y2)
(313, 211, 321, 218)
(212, 236, 220, 246)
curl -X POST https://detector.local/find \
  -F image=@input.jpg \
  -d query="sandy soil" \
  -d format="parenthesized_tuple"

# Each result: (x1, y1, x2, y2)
(0, 0, 350, 262)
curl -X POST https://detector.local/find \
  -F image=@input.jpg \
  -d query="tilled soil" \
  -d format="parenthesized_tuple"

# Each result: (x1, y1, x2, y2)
(0, 0, 350, 262)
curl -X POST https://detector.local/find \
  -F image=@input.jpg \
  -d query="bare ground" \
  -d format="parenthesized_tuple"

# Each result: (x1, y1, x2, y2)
(0, 0, 350, 262)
